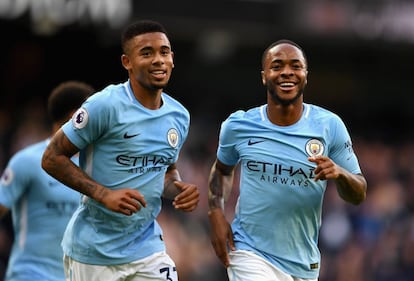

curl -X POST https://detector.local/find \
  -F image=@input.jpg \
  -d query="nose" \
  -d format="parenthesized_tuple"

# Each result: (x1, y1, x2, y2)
(152, 52, 165, 65)
(281, 65, 294, 76)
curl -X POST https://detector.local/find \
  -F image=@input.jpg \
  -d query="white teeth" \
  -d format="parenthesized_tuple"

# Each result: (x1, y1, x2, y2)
(280, 82, 294, 87)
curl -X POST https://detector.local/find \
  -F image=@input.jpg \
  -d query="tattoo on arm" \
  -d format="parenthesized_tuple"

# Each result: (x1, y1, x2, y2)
(42, 129, 106, 202)
(208, 169, 225, 210)
(208, 161, 234, 211)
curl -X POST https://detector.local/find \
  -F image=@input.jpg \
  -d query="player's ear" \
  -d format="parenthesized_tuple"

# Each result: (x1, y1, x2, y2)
(261, 70, 266, 85)
(305, 70, 308, 85)
(121, 54, 131, 71)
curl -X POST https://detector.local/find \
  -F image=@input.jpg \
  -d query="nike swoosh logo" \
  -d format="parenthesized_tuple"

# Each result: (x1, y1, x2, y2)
(248, 139, 265, 145)
(123, 132, 140, 139)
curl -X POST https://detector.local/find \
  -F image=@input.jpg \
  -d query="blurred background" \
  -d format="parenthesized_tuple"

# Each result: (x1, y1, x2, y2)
(1, 0, 414, 280)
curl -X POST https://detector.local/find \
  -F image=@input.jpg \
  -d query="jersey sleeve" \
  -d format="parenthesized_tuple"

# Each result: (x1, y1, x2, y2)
(216, 111, 243, 166)
(175, 106, 190, 159)
(62, 93, 109, 150)
(0, 151, 33, 208)
(329, 116, 362, 175)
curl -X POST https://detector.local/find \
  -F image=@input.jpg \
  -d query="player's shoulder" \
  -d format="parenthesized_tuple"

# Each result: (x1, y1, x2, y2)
(161, 92, 190, 117)
(14, 140, 46, 157)
(87, 82, 124, 103)
(220, 106, 263, 133)
(306, 103, 342, 122)
(79, 82, 127, 118)
(226, 105, 263, 122)
(8, 140, 46, 166)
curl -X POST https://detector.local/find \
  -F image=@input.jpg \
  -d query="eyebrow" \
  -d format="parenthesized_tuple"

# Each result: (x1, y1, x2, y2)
(271, 59, 303, 64)
(139, 45, 171, 51)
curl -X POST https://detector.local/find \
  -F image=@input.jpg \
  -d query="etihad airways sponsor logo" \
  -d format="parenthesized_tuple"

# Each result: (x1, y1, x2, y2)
(247, 160, 315, 178)
(116, 154, 173, 174)
(246, 160, 316, 187)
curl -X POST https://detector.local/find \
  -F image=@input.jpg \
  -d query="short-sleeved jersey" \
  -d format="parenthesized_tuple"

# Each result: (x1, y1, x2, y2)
(61, 80, 190, 265)
(0, 140, 80, 281)
(217, 103, 361, 279)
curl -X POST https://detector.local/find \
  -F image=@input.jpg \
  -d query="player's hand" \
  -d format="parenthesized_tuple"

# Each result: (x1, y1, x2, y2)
(308, 155, 342, 181)
(100, 188, 146, 216)
(172, 181, 199, 212)
(208, 208, 235, 267)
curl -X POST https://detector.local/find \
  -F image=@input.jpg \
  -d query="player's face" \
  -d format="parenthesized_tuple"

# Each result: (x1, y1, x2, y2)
(261, 44, 307, 106)
(122, 32, 174, 91)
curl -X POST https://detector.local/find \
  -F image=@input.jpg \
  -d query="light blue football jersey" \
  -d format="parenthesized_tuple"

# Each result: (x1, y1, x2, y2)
(61, 80, 190, 265)
(0, 140, 81, 281)
(217, 103, 362, 279)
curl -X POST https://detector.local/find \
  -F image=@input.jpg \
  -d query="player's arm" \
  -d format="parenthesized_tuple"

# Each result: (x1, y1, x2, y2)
(309, 156, 367, 205)
(334, 171, 366, 205)
(208, 159, 236, 267)
(163, 164, 199, 212)
(42, 129, 105, 200)
(41, 129, 146, 215)
(208, 159, 234, 212)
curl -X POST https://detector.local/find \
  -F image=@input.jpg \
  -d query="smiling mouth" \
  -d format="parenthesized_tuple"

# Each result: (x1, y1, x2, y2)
(279, 82, 296, 91)
(280, 82, 295, 87)
(151, 70, 167, 79)
(151, 70, 166, 74)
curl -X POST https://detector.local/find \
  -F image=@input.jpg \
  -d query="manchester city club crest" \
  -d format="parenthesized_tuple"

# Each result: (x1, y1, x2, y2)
(305, 139, 325, 157)
(167, 128, 179, 148)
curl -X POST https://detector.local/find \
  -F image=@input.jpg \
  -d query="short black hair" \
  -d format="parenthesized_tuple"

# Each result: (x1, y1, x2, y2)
(47, 80, 94, 123)
(121, 20, 168, 53)
(261, 39, 308, 69)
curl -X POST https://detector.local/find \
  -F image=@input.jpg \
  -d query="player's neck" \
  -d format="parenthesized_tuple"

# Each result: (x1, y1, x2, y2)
(266, 102, 303, 126)
(131, 83, 163, 110)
